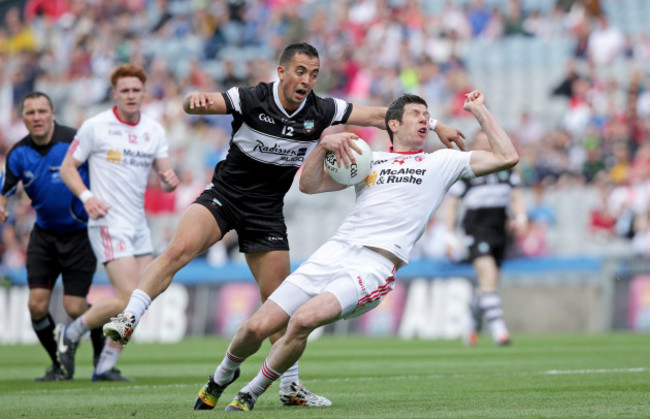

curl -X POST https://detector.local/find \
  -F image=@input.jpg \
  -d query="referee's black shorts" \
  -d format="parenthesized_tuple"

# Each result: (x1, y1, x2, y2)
(26, 225, 97, 297)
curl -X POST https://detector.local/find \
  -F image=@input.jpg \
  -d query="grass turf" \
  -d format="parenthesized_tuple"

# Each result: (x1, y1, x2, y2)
(0, 333, 648, 418)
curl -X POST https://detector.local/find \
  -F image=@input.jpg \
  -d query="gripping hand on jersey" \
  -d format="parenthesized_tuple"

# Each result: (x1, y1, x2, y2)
(319, 132, 361, 168)
(85, 196, 111, 220)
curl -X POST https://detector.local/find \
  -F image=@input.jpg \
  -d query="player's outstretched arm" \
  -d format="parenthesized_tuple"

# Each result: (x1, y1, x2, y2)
(347, 104, 387, 129)
(61, 152, 110, 220)
(182, 91, 228, 115)
(348, 104, 466, 150)
(299, 133, 359, 194)
(464, 90, 519, 176)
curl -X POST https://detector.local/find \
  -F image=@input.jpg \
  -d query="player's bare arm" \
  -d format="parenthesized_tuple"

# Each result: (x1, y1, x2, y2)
(60, 152, 110, 220)
(0, 195, 9, 224)
(299, 135, 353, 195)
(182, 91, 228, 115)
(433, 121, 467, 151)
(153, 157, 180, 192)
(347, 104, 387, 129)
(464, 90, 519, 176)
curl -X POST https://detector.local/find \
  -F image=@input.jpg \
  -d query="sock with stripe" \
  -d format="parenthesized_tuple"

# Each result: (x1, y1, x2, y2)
(214, 348, 245, 386)
(479, 292, 509, 341)
(241, 360, 281, 401)
(32, 313, 59, 367)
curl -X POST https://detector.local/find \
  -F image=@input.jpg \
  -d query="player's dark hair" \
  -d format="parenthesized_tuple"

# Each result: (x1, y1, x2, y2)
(279, 42, 319, 66)
(110, 64, 147, 87)
(19, 92, 53, 114)
(385, 94, 428, 143)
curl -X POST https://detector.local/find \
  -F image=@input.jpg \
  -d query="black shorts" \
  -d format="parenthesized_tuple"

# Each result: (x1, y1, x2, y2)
(466, 230, 506, 267)
(194, 188, 289, 254)
(26, 225, 97, 297)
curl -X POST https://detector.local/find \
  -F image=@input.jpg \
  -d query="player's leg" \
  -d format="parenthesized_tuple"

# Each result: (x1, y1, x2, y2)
(29, 288, 67, 381)
(91, 255, 147, 381)
(194, 298, 291, 410)
(26, 227, 68, 381)
(225, 292, 341, 412)
(104, 204, 224, 346)
(245, 249, 331, 405)
(473, 255, 510, 345)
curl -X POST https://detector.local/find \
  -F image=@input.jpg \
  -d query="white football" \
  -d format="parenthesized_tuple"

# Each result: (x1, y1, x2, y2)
(324, 138, 373, 186)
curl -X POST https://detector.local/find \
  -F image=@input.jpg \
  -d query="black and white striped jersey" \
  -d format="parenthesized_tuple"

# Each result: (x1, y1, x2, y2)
(212, 81, 352, 213)
(448, 169, 520, 234)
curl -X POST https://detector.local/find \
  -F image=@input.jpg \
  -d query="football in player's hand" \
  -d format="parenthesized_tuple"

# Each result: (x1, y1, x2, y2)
(324, 138, 373, 186)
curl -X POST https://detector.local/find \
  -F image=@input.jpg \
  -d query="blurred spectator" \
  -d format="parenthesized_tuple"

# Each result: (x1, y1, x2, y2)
(586, 15, 624, 66)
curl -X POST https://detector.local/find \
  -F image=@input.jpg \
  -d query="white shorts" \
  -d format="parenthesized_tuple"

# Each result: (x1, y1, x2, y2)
(269, 240, 396, 320)
(88, 225, 153, 264)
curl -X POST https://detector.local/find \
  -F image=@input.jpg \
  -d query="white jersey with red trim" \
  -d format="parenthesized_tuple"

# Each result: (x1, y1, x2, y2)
(331, 148, 475, 264)
(71, 107, 169, 228)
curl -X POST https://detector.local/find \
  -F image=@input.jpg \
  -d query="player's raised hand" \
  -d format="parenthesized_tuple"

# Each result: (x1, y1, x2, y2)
(320, 132, 360, 168)
(463, 90, 485, 112)
(433, 121, 466, 151)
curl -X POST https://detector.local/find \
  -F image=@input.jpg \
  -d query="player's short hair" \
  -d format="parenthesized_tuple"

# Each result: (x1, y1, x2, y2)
(110, 64, 147, 87)
(385, 94, 428, 144)
(19, 91, 53, 114)
(279, 42, 319, 67)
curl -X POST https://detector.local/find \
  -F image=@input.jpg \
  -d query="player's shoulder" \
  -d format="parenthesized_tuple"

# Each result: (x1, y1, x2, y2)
(81, 108, 113, 127)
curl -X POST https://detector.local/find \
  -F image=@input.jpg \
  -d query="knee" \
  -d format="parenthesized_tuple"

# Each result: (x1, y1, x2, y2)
(162, 238, 195, 267)
(28, 301, 49, 320)
(237, 318, 271, 344)
(28, 297, 49, 320)
(63, 300, 89, 319)
(286, 311, 317, 338)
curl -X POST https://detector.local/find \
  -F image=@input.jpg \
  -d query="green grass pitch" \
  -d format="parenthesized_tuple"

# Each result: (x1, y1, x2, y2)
(1, 333, 648, 418)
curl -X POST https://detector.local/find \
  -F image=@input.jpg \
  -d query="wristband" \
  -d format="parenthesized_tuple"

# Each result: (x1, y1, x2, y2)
(79, 190, 94, 203)
(429, 118, 438, 131)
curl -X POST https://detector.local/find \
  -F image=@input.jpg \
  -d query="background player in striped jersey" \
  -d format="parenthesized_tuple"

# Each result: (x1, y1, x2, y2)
(104, 42, 464, 407)
(210, 89, 517, 412)
(56, 64, 179, 381)
(0, 92, 105, 381)
(445, 130, 528, 346)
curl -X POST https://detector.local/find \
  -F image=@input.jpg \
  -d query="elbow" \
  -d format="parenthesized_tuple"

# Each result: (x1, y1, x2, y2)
(505, 152, 519, 169)
(299, 182, 317, 195)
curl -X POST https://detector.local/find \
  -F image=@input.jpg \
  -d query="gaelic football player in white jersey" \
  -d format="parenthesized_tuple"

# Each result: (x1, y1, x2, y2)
(103, 42, 465, 409)
(56, 64, 179, 382)
(207, 90, 518, 412)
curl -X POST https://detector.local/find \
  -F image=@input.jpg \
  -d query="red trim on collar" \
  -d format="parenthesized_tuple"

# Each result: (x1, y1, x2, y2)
(112, 107, 140, 126)
(389, 147, 423, 154)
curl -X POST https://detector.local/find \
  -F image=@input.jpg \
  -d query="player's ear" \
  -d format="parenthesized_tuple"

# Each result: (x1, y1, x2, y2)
(388, 119, 398, 134)
(277, 65, 285, 81)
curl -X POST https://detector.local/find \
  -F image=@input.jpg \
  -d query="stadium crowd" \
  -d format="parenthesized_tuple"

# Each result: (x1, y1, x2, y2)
(1, 0, 650, 276)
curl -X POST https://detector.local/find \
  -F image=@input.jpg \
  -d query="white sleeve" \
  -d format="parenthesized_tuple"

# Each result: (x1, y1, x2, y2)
(154, 126, 170, 159)
(72, 120, 94, 163)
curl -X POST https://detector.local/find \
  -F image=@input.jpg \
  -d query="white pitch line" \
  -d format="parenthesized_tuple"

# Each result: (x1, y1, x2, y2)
(544, 368, 646, 375)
